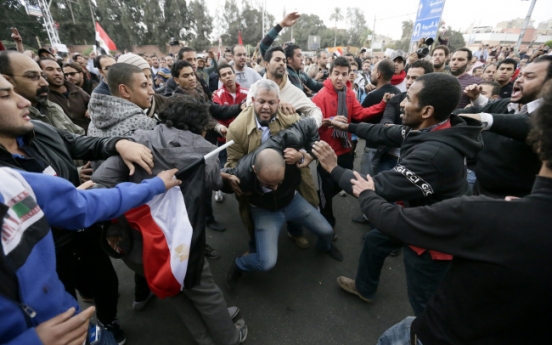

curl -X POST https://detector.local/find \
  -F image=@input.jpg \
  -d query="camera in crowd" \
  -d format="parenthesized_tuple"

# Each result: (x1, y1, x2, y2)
(416, 37, 435, 58)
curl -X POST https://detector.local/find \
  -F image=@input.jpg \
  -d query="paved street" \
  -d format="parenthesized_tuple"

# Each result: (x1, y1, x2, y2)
(82, 142, 412, 345)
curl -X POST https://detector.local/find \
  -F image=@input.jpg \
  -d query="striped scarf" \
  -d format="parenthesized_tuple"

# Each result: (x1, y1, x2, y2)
(332, 86, 351, 149)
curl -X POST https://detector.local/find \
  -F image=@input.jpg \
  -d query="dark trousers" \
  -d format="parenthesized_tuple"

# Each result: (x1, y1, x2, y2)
(134, 273, 151, 302)
(204, 188, 214, 223)
(317, 153, 354, 228)
(56, 225, 119, 324)
(354, 229, 451, 316)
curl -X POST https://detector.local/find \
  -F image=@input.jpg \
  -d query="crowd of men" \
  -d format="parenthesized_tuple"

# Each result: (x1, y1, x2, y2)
(1, 12, 551, 345)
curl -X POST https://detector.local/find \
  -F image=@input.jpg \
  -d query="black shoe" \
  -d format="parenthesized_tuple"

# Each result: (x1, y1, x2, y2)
(324, 244, 343, 261)
(204, 244, 221, 259)
(207, 219, 226, 232)
(352, 214, 370, 224)
(389, 248, 402, 257)
(226, 258, 243, 290)
(103, 319, 126, 345)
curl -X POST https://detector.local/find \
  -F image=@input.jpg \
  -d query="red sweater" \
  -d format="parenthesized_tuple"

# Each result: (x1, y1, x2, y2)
(312, 79, 386, 156)
(212, 82, 248, 142)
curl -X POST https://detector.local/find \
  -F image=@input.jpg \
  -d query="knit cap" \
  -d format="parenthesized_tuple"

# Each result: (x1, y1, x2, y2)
(117, 53, 150, 70)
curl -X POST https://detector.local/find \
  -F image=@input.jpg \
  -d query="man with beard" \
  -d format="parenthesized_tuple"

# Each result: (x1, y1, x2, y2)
(63, 62, 97, 95)
(228, 45, 261, 89)
(313, 72, 483, 316)
(449, 48, 483, 108)
(431, 45, 450, 74)
(456, 56, 551, 199)
(482, 63, 497, 82)
(39, 58, 91, 133)
(0, 51, 84, 135)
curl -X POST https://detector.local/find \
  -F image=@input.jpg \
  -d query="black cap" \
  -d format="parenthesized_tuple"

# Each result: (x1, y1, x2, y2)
(37, 47, 54, 58)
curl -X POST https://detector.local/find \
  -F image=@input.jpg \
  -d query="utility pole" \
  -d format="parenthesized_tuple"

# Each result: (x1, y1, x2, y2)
(516, 0, 537, 52)
(370, 15, 376, 54)
(88, 0, 96, 41)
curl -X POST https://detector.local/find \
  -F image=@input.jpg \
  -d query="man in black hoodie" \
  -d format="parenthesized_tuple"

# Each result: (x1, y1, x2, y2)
(313, 73, 483, 315)
(344, 80, 552, 345)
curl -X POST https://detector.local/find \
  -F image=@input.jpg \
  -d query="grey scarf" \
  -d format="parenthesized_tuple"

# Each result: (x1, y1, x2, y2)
(332, 86, 351, 148)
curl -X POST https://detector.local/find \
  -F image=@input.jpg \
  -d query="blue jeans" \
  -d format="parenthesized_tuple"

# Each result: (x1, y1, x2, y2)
(376, 317, 422, 345)
(236, 193, 333, 272)
(217, 141, 228, 169)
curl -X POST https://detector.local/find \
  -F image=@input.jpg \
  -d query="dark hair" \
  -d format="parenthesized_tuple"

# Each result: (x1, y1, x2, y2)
(344, 53, 355, 58)
(284, 44, 301, 62)
(158, 95, 210, 135)
(37, 57, 57, 69)
(484, 63, 497, 71)
(410, 59, 434, 74)
(376, 59, 395, 81)
(533, 55, 552, 82)
(431, 45, 450, 57)
(330, 56, 350, 73)
(350, 61, 358, 68)
(528, 81, 552, 168)
(480, 81, 501, 96)
(94, 55, 112, 70)
(63, 62, 83, 73)
(217, 63, 234, 77)
(177, 47, 195, 61)
(497, 58, 518, 70)
(415, 73, 462, 122)
(107, 63, 143, 96)
(171, 60, 194, 78)
(453, 48, 472, 61)
(231, 44, 245, 55)
(472, 66, 484, 73)
(264, 46, 285, 64)
(0, 51, 16, 76)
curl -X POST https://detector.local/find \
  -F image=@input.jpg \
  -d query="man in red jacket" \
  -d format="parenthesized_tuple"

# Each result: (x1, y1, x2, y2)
(212, 63, 249, 202)
(312, 56, 392, 237)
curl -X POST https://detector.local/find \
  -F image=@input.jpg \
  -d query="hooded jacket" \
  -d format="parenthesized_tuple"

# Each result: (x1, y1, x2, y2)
(312, 79, 387, 156)
(88, 93, 157, 137)
(332, 115, 483, 208)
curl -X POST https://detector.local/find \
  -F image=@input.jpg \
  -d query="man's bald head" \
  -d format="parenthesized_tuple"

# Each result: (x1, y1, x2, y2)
(253, 149, 285, 191)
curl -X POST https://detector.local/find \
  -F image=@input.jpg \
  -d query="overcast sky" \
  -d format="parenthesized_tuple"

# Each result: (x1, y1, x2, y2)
(206, 0, 552, 40)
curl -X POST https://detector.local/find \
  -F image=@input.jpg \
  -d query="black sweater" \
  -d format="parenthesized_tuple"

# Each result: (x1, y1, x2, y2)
(333, 116, 483, 206)
(358, 176, 552, 345)
(458, 98, 540, 197)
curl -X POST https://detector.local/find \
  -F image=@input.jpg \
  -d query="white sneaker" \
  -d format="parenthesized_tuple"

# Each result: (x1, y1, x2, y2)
(215, 190, 224, 203)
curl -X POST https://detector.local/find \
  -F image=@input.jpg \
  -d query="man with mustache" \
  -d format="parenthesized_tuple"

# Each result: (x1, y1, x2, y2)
(0, 51, 84, 135)
(457, 55, 552, 198)
(449, 48, 483, 108)
(229, 45, 261, 89)
(39, 58, 91, 133)
(431, 45, 450, 74)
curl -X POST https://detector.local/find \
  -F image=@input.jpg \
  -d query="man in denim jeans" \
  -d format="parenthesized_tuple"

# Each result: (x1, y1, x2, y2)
(223, 120, 344, 290)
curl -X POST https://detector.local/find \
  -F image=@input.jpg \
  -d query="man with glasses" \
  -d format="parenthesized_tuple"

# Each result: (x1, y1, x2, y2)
(63, 62, 96, 95)
(39, 58, 91, 133)
(229, 44, 262, 89)
(0, 51, 84, 134)
(92, 55, 116, 95)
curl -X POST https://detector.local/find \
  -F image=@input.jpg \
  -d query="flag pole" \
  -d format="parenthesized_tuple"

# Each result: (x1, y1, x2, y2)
(176, 140, 234, 179)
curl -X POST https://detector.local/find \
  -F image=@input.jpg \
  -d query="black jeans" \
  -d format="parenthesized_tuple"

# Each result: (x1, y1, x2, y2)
(56, 225, 119, 325)
(317, 153, 354, 228)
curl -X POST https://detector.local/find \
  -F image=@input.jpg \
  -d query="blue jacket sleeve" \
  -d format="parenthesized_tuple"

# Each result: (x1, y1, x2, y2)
(19, 171, 166, 230)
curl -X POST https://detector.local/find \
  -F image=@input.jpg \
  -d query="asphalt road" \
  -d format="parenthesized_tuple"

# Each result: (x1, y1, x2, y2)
(81, 141, 412, 345)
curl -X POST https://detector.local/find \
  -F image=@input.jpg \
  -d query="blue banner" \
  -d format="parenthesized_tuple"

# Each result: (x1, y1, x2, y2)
(411, 0, 446, 42)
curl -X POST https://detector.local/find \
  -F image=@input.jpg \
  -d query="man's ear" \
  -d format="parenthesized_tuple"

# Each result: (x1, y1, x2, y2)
(118, 84, 131, 98)
(421, 105, 435, 120)
(2, 74, 14, 85)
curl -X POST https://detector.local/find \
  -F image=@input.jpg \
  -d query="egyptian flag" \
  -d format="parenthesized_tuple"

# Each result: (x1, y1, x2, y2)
(123, 159, 206, 298)
(238, 30, 243, 45)
(95, 22, 117, 55)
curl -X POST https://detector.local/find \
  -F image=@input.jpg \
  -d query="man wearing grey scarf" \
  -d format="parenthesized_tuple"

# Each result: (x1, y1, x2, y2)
(312, 57, 391, 238)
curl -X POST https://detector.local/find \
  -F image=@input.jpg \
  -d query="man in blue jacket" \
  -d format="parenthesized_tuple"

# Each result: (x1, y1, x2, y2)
(0, 167, 180, 345)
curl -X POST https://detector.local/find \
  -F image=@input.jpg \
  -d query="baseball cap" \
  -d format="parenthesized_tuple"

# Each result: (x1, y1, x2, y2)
(390, 50, 406, 62)
(38, 47, 54, 58)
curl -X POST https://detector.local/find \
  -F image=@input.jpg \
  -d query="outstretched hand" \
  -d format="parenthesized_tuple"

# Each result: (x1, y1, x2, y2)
(311, 141, 338, 173)
(351, 171, 375, 197)
(280, 12, 300, 28)
(157, 168, 182, 190)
